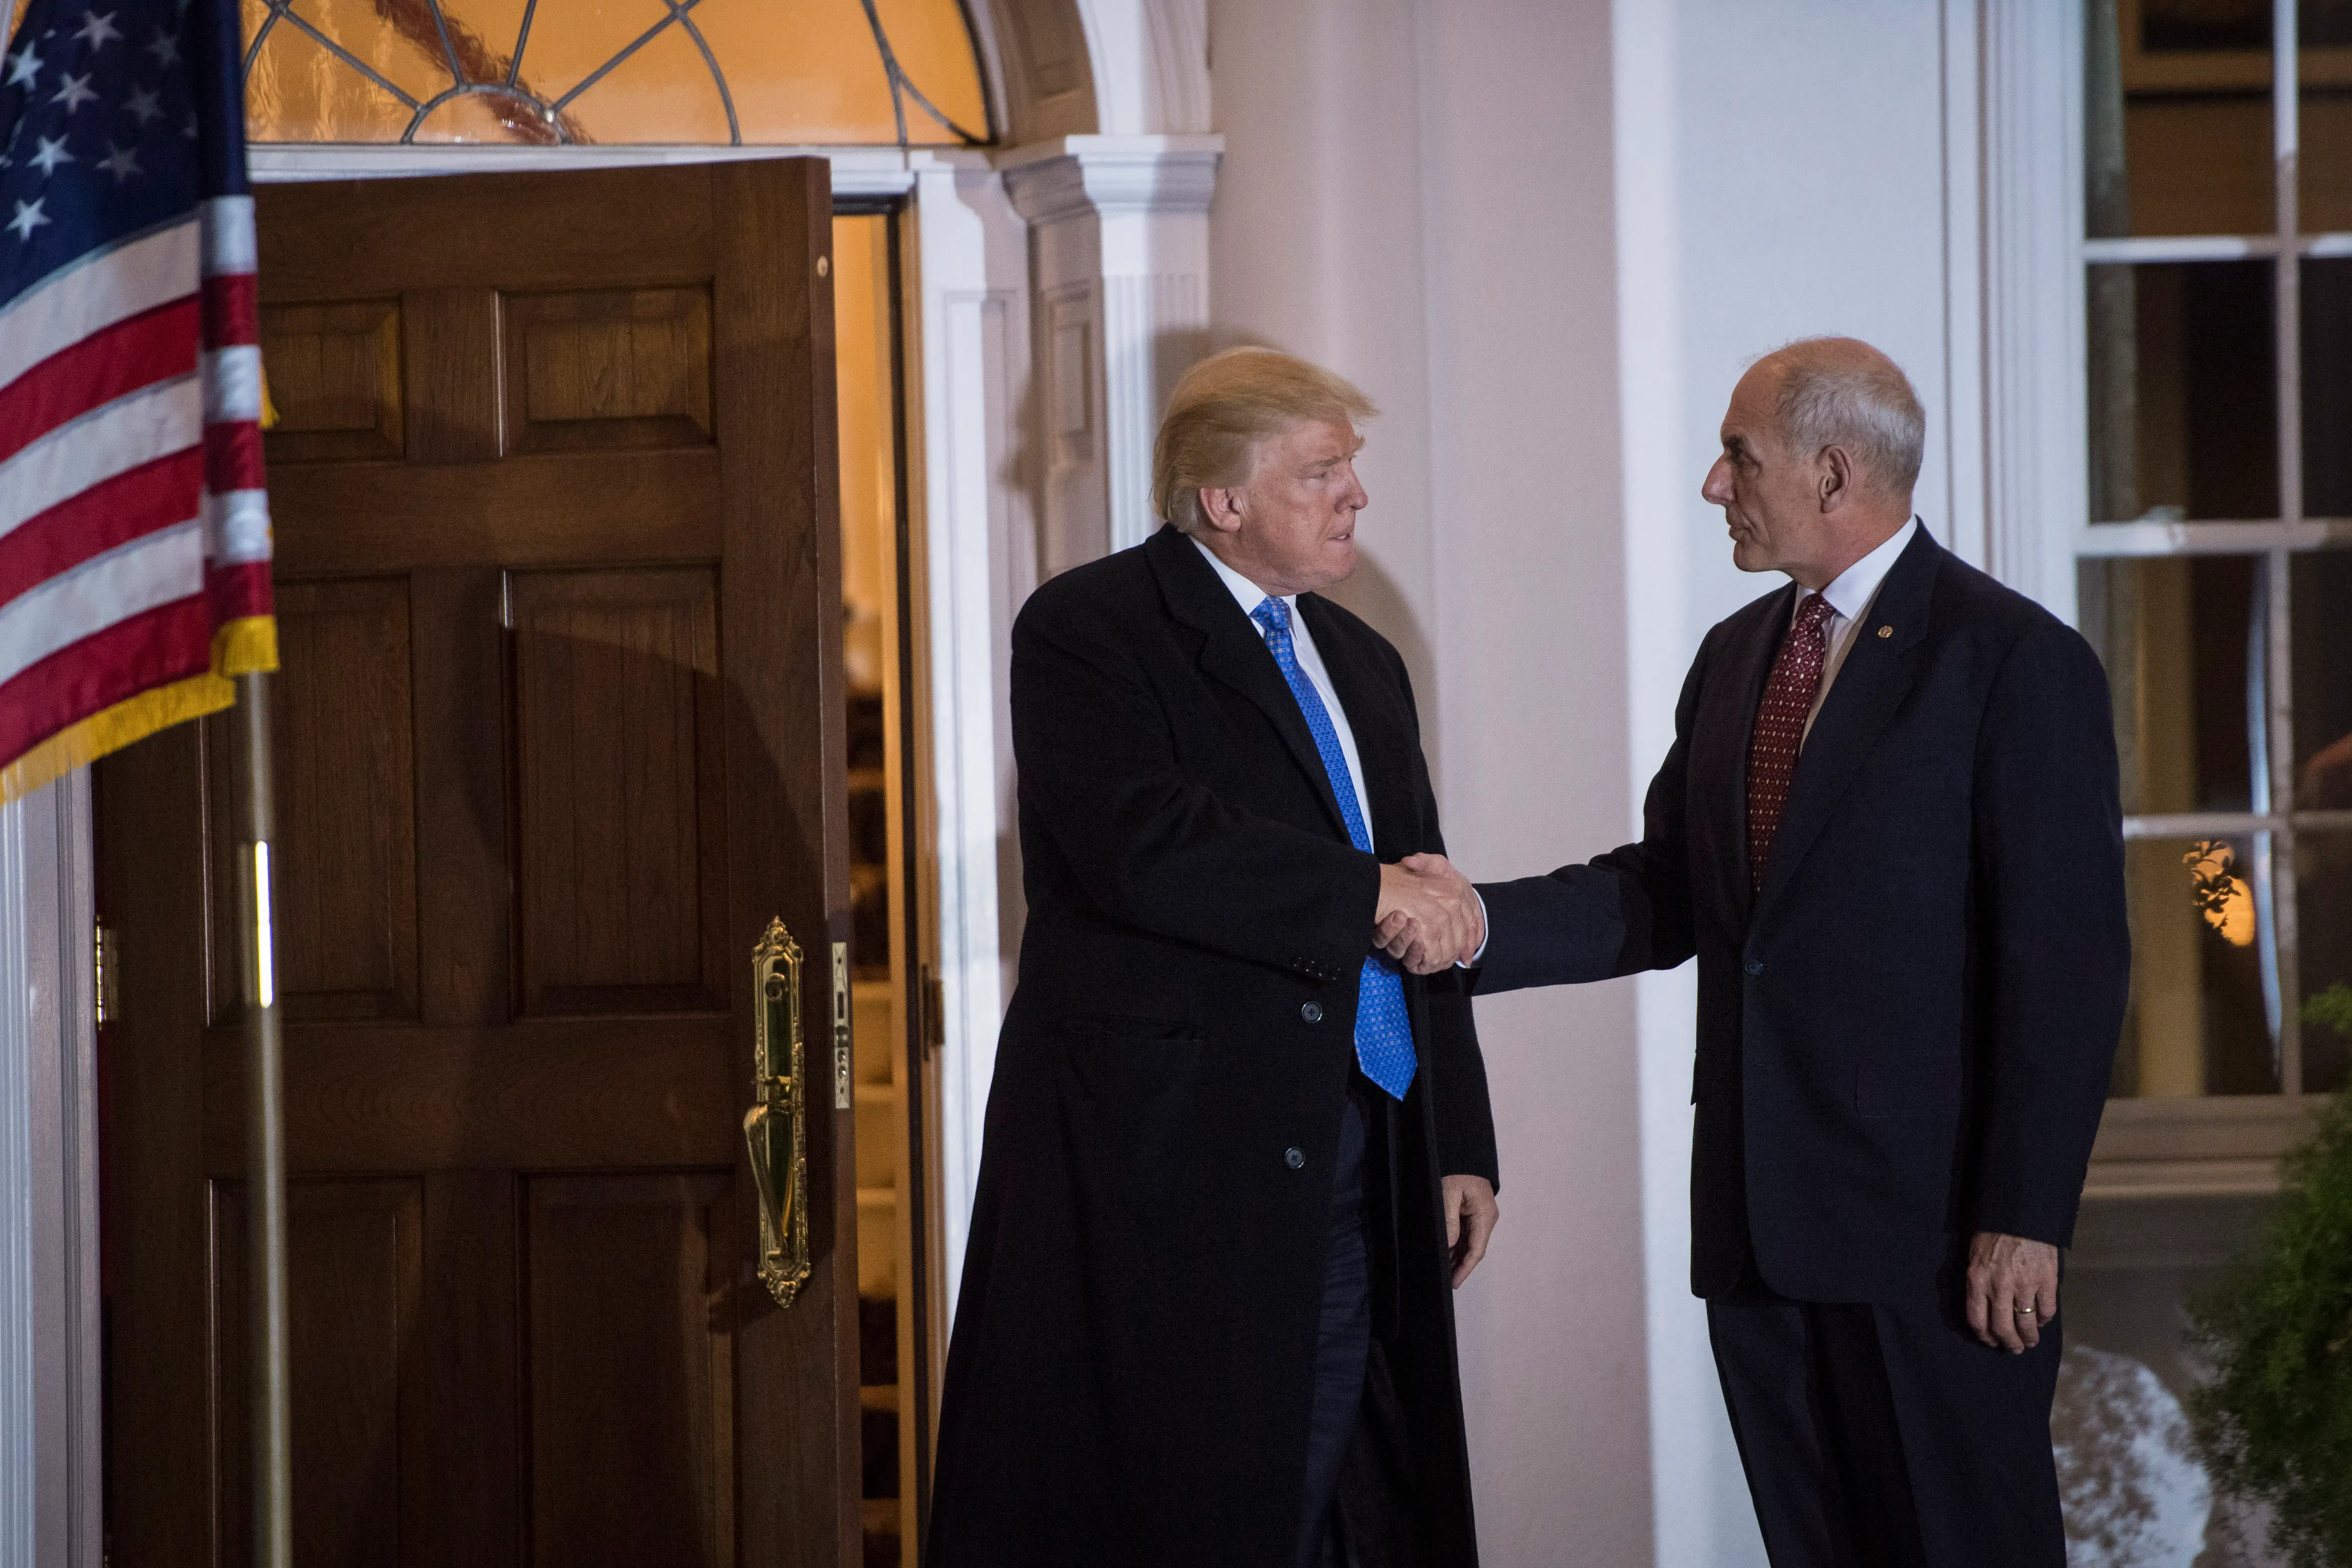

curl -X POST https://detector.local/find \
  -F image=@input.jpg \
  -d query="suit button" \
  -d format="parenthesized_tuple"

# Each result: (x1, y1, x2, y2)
(1301, 1001, 1324, 1023)
(1744, 959, 1765, 977)
(1285, 1147, 1306, 1170)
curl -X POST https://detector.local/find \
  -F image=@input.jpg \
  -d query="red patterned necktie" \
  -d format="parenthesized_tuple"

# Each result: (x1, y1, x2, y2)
(1747, 593, 1835, 893)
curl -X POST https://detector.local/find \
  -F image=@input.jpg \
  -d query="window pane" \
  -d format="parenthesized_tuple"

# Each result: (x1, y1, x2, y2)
(2089, 0, 2275, 237)
(2081, 557, 2259, 814)
(2302, 48, 2352, 229)
(2300, 261, 2352, 517)
(2292, 551, 2352, 804)
(2116, 834, 2279, 1097)
(2087, 262, 2277, 522)
(2299, 832, 2352, 1093)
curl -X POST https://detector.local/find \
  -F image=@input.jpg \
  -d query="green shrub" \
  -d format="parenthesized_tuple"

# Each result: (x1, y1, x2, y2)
(2185, 986, 2352, 1567)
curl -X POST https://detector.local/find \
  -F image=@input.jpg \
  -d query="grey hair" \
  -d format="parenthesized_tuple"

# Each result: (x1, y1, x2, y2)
(1767, 337, 1925, 497)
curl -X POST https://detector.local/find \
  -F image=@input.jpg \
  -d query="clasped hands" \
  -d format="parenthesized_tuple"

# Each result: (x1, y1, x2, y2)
(1374, 853, 1483, 974)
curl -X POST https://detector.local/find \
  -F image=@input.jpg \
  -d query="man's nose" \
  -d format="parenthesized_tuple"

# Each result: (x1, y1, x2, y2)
(1701, 459, 1732, 504)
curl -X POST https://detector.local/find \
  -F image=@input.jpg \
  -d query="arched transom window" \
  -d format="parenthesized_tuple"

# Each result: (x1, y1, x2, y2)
(238, 0, 991, 146)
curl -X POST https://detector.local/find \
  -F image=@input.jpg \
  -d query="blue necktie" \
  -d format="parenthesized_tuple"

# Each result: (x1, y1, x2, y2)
(1250, 597, 1418, 1100)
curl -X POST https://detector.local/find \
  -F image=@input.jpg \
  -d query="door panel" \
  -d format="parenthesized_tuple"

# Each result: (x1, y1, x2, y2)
(255, 577, 420, 1024)
(101, 159, 855, 1567)
(510, 567, 727, 1016)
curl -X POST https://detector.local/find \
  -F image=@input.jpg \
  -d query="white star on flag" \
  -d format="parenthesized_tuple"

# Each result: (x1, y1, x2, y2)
(4, 41, 41, 86)
(73, 10, 121, 49)
(144, 28, 179, 66)
(94, 139, 139, 180)
(50, 70, 97, 111)
(6, 198, 50, 240)
(123, 82, 161, 122)
(28, 134, 75, 175)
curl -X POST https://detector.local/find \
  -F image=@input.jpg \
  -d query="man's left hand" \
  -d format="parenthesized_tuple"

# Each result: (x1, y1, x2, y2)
(1441, 1175, 1499, 1288)
(1965, 1231, 2058, 1353)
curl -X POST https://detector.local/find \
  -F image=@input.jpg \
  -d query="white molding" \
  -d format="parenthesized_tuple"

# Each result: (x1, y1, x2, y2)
(1069, 0, 1211, 136)
(1002, 135, 1222, 557)
(1978, 0, 2088, 619)
(906, 164, 1032, 1318)
(1940, 0, 1990, 569)
(0, 774, 101, 1568)
(247, 142, 987, 199)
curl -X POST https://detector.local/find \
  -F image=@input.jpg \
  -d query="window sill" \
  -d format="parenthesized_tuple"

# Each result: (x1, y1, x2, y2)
(2082, 1093, 2333, 1198)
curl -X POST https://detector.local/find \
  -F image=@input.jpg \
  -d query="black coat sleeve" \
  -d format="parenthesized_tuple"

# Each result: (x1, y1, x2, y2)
(1386, 646, 1499, 1189)
(1468, 634, 1712, 994)
(1966, 623, 2129, 1247)
(1011, 590, 1379, 981)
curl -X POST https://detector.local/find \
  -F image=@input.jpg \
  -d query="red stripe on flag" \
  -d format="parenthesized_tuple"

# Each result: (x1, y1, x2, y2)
(203, 420, 266, 494)
(206, 559, 275, 625)
(201, 272, 257, 350)
(0, 451, 203, 609)
(0, 594, 216, 764)
(0, 299, 200, 467)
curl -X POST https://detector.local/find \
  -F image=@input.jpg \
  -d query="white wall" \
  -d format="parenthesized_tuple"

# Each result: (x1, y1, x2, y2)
(1209, 1, 1982, 1564)
(1211, 1, 1652, 1562)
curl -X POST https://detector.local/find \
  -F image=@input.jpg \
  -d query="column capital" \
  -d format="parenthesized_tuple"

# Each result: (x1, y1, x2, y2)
(997, 134, 1224, 224)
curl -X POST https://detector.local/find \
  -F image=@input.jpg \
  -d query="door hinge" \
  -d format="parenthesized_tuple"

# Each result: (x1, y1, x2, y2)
(922, 967, 946, 1057)
(831, 942, 851, 1111)
(93, 922, 118, 1026)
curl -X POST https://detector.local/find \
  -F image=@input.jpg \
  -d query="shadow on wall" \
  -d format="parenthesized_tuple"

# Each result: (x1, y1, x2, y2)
(2055, 1194, 2285, 1568)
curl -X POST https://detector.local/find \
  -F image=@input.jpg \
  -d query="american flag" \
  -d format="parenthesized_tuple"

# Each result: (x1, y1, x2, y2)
(0, 0, 273, 803)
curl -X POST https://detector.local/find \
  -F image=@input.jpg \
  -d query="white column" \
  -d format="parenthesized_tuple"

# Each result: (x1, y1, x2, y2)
(1981, 0, 2089, 618)
(906, 156, 1032, 1321)
(1002, 134, 1223, 564)
(0, 774, 101, 1568)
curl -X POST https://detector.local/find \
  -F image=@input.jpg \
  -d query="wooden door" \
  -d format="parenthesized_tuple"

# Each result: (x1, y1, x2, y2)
(97, 160, 858, 1567)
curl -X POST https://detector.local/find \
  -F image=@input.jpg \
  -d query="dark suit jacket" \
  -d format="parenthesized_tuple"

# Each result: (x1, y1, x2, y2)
(926, 524, 1493, 1568)
(1475, 527, 2128, 1300)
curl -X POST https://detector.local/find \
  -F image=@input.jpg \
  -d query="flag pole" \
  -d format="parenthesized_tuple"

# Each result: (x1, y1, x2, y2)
(232, 670, 291, 1568)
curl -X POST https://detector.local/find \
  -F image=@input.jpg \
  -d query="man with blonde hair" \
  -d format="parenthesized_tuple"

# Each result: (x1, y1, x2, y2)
(927, 347, 1498, 1567)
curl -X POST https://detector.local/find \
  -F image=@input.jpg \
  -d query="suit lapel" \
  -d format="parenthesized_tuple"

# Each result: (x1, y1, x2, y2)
(1146, 526, 1353, 841)
(1298, 595, 1416, 857)
(1694, 586, 1793, 932)
(1753, 527, 1942, 915)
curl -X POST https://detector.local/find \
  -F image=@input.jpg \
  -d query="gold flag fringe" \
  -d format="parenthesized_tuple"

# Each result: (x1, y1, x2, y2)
(0, 615, 280, 804)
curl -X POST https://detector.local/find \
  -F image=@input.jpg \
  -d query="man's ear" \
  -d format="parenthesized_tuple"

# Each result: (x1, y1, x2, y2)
(1198, 484, 1246, 535)
(1817, 445, 1855, 513)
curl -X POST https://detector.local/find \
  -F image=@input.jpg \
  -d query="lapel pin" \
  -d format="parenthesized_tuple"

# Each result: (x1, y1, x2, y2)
(1877, 625, 1893, 639)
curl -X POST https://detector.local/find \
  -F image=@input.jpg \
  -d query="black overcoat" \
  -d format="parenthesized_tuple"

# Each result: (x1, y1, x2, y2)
(926, 525, 1497, 1567)
(1475, 527, 2129, 1300)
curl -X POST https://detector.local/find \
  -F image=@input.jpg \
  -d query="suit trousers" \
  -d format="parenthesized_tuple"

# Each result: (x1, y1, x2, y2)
(1297, 1077, 1376, 1568)
(1705, 1259, 2066, 1568)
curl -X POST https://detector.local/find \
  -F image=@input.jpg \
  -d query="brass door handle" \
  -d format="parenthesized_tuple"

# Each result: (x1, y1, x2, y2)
(745, 918, 810, 1308)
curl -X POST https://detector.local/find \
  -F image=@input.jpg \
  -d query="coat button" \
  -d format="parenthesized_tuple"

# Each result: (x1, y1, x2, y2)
(1744, 959, 1765, 976)
(1300, 1001, 1324, 1023)
(1285, 1147, 1306, 1170)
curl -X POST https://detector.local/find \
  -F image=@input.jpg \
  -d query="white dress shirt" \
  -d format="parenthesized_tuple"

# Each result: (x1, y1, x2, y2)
(1193, 538, 1375, 841)
(1797, 516, 1919, 746)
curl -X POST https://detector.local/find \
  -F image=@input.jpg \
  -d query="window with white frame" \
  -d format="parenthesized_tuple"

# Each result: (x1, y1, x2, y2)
(2077, 0, 2352, 1108)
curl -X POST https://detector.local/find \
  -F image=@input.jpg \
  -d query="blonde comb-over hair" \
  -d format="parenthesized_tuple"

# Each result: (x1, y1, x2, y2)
(1152, 348, 1378, 533)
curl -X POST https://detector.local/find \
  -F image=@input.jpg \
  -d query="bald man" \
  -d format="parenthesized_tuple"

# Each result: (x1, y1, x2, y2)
(1390, 339, 2128, 1566)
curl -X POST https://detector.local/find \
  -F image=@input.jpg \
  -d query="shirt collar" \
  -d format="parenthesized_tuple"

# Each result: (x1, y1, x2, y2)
(1192, 536, 1295, 623)
(1810, 516, 1920, 624)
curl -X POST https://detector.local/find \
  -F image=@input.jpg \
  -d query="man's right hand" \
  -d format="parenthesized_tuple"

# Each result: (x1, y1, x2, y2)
(1375, 854, 1484, 973)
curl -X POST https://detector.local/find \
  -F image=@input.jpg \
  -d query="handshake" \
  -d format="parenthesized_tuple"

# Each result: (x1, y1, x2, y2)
(1374, 853, 1484, 975)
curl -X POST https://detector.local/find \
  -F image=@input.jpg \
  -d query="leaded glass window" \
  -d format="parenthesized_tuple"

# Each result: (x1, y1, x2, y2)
(236, 0, 991, 145)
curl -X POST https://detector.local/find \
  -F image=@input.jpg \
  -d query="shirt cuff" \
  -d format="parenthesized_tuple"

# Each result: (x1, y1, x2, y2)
(1457, 888, 1490, 969)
